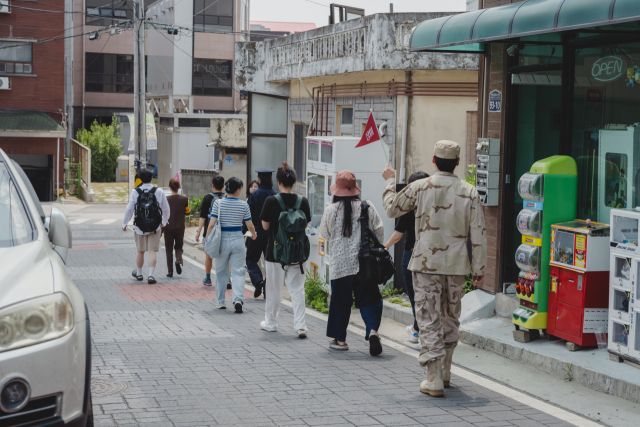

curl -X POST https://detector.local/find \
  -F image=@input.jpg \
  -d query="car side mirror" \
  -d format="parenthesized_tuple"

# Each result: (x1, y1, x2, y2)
(48, 207, 72, 262)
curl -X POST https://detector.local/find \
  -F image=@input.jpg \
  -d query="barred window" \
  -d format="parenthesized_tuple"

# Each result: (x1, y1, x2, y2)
(85, 53, 134, 93)
(0, 42, 33, 74)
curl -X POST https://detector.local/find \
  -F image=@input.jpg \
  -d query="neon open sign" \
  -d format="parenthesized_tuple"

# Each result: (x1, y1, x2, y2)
(591, 56, 627, 82)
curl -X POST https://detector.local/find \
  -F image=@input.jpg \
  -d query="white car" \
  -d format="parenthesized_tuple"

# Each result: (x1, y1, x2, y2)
(0, 149, 93, 427)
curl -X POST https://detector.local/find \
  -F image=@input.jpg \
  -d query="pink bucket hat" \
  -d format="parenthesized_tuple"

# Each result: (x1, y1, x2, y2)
(330, 170, 361, 197)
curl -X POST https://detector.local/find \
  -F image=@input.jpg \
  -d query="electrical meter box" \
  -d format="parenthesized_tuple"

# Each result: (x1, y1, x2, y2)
(598, 126, 640, 224)
(476, 138, 500, 207)
(547, 220, 610, 348)
(304, 136, 395, 290)
(512, 156, 577, 335)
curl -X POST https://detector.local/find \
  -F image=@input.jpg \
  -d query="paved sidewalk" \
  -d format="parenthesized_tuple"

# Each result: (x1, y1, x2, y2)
(69, 231, 585, 426)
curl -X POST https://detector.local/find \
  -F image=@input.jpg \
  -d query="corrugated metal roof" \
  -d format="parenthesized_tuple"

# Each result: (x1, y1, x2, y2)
(250, 21, 316, 33)
(0, 111, 65, 132)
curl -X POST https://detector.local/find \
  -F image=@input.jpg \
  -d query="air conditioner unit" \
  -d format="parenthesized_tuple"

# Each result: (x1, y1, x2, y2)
(0, 77, 11, 90)
(0, 0, 11, 13)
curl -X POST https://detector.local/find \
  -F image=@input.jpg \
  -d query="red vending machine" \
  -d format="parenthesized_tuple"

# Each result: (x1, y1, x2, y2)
(548, 220, 610, 348)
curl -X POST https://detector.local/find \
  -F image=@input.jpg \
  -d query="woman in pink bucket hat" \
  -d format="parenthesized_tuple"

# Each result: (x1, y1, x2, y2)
(319, 170, 386, 356)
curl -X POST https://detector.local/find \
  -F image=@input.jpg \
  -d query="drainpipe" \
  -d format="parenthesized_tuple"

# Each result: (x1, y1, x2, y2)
(399, 71, 410, 183)
(56, 138, 60, 202)
(82, 0, 86, 129)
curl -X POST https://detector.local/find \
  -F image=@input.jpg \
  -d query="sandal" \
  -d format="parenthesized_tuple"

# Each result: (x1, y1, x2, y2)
(329, 339, 349, 350)
(132, 270, 143, 281)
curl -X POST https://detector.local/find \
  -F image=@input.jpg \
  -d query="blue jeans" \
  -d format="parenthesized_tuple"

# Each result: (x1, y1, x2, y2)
(402, 249, 419, 332)
(215, 231, 246, 305)
(327, 274, 383, 342)
(247, 260, 263, 286)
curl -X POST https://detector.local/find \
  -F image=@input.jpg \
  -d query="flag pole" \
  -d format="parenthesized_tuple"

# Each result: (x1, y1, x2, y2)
(370, 109, 390, 165)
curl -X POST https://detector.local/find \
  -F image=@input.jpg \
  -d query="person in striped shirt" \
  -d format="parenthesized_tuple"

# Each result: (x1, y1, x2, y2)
(206, 177, 257, 313)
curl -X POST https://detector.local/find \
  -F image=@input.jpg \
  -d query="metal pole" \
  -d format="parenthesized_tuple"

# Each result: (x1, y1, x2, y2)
(399, 72, 409, 183)
(133, 0, 146, 171)
(56, 138, 60, 201)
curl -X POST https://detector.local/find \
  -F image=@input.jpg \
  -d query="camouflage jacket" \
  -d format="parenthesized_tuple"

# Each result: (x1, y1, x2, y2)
(382, 172, 487, 276)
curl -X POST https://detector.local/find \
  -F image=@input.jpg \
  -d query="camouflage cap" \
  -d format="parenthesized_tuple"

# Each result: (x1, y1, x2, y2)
(434, 140, 460, 160)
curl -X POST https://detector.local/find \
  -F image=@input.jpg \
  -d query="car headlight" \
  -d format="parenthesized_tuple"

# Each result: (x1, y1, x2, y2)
(0, 293, 74, 353)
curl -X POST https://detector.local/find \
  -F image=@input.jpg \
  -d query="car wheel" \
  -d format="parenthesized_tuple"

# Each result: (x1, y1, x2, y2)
(86, 392, 94, 427)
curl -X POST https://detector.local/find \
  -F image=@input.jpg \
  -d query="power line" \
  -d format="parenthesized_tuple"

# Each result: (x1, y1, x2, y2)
(0, 22, 129, 51)
(302, 0, 329, 7)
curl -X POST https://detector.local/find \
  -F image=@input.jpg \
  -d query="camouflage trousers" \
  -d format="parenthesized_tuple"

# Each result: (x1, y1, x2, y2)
(412, 273, 465, 367)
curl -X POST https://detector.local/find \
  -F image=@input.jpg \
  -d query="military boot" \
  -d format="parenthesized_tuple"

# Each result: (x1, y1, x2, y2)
(420, 359, 444, 397)
(442, 347, 454, 387)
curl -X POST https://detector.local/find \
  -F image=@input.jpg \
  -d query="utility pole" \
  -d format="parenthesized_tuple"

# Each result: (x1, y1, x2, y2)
(133, 0, 147, 171)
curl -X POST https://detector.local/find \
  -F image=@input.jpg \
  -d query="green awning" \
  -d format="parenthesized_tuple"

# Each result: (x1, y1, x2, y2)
(0, 111, 65, 132)
(410, 0, 640, 52)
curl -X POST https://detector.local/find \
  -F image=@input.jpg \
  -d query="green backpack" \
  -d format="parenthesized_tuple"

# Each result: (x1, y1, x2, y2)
(272, 194, 310, 272)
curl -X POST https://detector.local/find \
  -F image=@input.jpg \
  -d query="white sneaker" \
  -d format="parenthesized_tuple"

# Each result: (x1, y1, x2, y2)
(413, 342, 421, 351)
(260, 321, 277, 332)
(218, 303, 226, 309)
(297, 329, 307, 339)
(406, 325, 419, 343)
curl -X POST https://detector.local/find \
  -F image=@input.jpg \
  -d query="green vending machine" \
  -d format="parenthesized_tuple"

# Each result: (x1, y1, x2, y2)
(512, 156, 577, 338)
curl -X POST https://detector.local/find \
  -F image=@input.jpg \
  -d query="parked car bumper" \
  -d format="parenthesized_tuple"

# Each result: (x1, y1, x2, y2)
(0, 313, 91, 426)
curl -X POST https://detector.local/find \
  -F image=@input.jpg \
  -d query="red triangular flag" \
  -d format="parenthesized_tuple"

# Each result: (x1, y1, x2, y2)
(174, 172, 180, 183)
(355, 112, 381, 148)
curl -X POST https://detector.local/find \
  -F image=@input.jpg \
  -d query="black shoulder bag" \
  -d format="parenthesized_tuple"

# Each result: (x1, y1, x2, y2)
(358, 201, 395, 286)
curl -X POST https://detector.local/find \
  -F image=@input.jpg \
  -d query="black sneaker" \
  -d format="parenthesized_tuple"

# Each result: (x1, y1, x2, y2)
(227, 282, 232, 290)
(175, 261, 182, 275)
(148, 276, 156, 284)
(254, 281, 264, 298)
(167, 272, 173, 278)
(234, 301, 243, 313)
(369, 332, 383, 356)
(132, 270, 143, 281)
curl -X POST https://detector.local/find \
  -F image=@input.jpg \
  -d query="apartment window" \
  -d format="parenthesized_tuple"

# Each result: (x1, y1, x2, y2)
(193, 0, 233, 33)
(85, 53, 134, 93)
(86, 0, 132, 25)
(339, 106, 353, 136)
(293, 123, 308, 180)
(192, 59, 232, 97)
(0, 42, 32, 74)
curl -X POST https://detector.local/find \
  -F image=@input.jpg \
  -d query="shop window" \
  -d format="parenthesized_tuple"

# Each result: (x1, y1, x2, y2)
(192, 59, 232, 97)
(193, 0, 233, 33)
(86, 0, 132, 25)
(571, 41, 640, 222)
(85, 53, 134, 93)
(293, 123, 308, 180)
(0, 42, 32, 74)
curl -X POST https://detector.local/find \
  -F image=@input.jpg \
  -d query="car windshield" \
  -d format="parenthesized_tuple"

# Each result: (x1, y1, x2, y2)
(0, 161, 36, 247)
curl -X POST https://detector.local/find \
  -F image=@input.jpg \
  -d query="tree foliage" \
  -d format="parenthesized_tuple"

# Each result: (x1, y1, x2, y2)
(76, 116, 122, 182)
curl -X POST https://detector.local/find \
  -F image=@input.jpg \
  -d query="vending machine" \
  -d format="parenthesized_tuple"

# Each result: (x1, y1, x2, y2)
(608, 209, 640, 363)
(513, 156, 577, 337)
(548, 220, 610, 349)
(304, 136, 395, 290)
(598, 125, 640, 224)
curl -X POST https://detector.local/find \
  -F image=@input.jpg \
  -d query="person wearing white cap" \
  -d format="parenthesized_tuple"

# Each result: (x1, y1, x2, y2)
(381, 140, 487, 397)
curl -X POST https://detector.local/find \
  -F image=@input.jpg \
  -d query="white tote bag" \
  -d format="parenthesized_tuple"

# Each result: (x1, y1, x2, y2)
(204, 200, 222, 258)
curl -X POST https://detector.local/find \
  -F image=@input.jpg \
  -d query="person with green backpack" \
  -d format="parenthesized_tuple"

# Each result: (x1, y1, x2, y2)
(259, 161, 311, 338)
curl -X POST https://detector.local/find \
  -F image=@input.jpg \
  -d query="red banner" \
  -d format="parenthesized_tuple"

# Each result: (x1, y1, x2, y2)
(355, 112, 381, 148)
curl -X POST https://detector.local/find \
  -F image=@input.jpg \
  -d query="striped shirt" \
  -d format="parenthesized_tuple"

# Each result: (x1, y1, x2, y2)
(210, 197, 252, 231)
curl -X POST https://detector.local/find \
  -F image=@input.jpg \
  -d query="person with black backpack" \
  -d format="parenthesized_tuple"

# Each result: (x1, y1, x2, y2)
(259, 161, 311, 338)
(319, 170, 386, 356)
(122, 168, 170, 284)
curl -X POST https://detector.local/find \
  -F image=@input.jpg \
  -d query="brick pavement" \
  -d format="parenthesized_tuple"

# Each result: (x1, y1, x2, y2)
(69, 229, 579, 427)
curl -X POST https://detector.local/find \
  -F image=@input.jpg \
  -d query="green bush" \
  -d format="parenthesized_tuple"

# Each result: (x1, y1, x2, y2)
(464, 164, 477, 187)
(76, 116, 122, 182)
(304, 271, 329, 314)
(189, 195, 205, 217)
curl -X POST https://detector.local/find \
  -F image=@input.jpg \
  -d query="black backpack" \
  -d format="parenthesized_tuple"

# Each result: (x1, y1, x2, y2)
(134, 187, 163, 233)
(358, 201, 395, 286)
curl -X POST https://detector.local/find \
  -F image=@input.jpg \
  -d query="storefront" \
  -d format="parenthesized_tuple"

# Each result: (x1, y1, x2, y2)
(410, 0, 640, 292)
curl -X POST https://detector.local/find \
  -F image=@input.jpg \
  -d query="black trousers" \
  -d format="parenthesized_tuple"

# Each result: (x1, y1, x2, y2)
(163, 228, 184, 273)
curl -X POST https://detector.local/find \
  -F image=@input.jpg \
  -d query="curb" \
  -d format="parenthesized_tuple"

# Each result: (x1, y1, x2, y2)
(382, 300, 414, 326)
(458, 327, 640, 405)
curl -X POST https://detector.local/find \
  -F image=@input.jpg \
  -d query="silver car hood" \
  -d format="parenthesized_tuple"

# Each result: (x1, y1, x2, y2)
(0, 240, 54, 308)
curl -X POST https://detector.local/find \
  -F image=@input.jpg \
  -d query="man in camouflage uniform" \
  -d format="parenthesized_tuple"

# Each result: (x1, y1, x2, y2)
(382, 140, 486, 397)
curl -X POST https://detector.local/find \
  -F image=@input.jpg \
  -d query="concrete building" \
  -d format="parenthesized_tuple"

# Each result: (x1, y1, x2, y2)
(235, 12, 479, 188)
(0, 0, 67, 201)
(249, 21, 316, 42)
(145, 0, 249, 191)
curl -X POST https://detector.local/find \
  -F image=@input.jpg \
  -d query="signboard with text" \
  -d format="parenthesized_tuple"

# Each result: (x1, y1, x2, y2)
(489, 90, 502, 113)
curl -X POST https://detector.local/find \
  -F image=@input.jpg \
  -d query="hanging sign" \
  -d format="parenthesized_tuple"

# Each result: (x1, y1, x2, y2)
(145, 114, 158, 150)
(127, 114, 135, 151)
(489, 90, 502, 113)
(591, 56, 627, 82)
